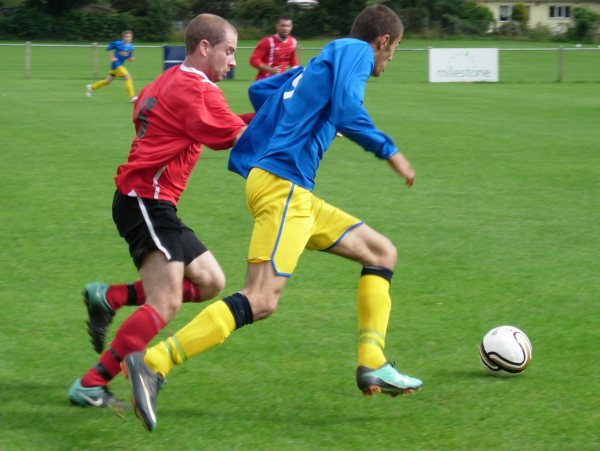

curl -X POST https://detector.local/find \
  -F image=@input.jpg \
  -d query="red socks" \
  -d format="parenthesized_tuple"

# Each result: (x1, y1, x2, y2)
(81, 304, 166, 387)
(105, 281, 144, 309)
(105, 278, 202, 311)
(80, 278, 205, 387)
(182, 278, 201, 302)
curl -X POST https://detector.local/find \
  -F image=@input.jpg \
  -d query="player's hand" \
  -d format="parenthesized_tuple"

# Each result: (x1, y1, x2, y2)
(402, 167, 416, 187)
(387, 153, 415, 188)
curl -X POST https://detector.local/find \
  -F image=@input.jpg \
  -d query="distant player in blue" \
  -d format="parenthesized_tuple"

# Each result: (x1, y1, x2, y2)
(86, 30, 137, 103)
(122, 5, 421, 431)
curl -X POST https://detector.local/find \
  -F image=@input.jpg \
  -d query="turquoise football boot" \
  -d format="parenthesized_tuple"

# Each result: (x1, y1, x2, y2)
(357, 362, 423, 397)
(68, 378, 128, 408)
(83, 282, 115, 353)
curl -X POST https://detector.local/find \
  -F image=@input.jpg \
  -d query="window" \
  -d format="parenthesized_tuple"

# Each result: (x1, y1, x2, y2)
(499, 5, 513, 22)
(549, 6, 571, 19)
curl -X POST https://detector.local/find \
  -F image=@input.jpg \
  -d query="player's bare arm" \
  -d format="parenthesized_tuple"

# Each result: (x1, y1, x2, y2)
(387, 152, 415, 187)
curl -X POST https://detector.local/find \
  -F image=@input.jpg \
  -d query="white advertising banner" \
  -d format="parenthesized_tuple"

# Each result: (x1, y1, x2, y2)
(428, 48, 499, 83)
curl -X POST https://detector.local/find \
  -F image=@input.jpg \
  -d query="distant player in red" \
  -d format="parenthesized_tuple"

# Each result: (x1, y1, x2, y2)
(68, 13, 253, 408)
(249, 16, 299, 80)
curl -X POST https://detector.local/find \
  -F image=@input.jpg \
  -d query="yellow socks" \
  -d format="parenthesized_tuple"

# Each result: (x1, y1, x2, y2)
(357, 274, 391, 369)
(91, 80, 108, 90)
(124, 77, 135, 98)
(89, 78, 135, 99)
(144, 300, 236, 377)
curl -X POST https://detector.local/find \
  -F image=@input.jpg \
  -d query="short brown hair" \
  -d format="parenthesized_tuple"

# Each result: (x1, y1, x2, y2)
(184, 14, 236, 55)
(349, 5, 403, 44)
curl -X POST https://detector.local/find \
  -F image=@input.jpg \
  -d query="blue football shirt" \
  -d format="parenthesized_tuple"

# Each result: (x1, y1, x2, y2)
(229, 38, 398, 192)
(106, 40, 134, 70)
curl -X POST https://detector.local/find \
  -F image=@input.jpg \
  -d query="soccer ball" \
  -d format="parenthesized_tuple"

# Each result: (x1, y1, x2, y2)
(479, 325, 532, 376)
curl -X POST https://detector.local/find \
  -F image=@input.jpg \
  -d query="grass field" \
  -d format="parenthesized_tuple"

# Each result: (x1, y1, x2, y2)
(1, 39, 599, 450)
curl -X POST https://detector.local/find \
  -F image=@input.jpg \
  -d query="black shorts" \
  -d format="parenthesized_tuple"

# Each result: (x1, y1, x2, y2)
(112, 190, 207, 269)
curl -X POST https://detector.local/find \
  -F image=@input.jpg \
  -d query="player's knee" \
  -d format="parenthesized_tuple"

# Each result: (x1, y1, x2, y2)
(383, 241, 397, 268)
(167, 297, 183, 319)
(246, 291, 280, 320)
(366, 236, 397, 269)
(202, 270, 226, 300)
(192, 265, 226, 300)
(149, 296, 182, 322)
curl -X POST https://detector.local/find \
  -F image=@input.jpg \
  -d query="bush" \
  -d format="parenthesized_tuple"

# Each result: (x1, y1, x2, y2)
(526, 23, 552, 42)
(135, 0, 175, 41)
(460, 0, 494, 35)
(397, 7, 430, 34)
(1, 6, 53, 39)
(233, 0, 280, 23)
(568, 7, 600, 42)
(289, 6, 329, 38)
(496, 21, 520, 37)
(0, 4, 172, 41)
(511, 3, 529, 30)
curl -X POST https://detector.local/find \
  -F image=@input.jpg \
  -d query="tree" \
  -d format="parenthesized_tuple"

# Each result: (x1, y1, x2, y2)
(459, 0, 493, 35)
(233, 0, 279, 22)
(24, 0, 88, 15)
(139, 0, 176, 40)
(110, 0, 149, 16)
(318, 0, 367, 35)
(188, 0, 234, 18)
(511, 2, 529, 32)
(570, 7, 600, 42)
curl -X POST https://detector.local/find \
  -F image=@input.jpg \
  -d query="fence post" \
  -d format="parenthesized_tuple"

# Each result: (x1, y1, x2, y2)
(557, 46, 563, 83)
(25, 41, 31, 79)
(92, 42, 98, 78)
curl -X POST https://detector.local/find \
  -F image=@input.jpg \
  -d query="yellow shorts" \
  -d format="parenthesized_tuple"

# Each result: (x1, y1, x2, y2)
(246, 168, 363, 277)
(109, 66, 130, 78)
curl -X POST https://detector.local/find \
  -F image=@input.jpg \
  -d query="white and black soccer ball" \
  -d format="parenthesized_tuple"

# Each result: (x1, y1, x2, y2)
(479, 325, 532, 376)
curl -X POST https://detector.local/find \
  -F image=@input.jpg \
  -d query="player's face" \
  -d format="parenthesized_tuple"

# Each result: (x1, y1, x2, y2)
(123, 33, 132, 44)
(276, 20, 293, 38)
(206, 29, 238, 82)
(372, 35, 402, 77)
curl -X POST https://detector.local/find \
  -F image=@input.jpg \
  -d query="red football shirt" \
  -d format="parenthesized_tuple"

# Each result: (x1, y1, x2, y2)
(249, 34, 299, 80)
(115, 65, 247, 205)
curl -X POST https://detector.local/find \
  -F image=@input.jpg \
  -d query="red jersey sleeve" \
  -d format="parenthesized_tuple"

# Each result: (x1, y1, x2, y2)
(185, 84, 246, 150)
(249, 38, 269, 68)
(239, 112, 255, 124)
(290, 38, 299, 67)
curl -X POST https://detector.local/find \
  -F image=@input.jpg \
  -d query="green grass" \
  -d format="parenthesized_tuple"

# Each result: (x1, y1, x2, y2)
(1, 40, 599, 449)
